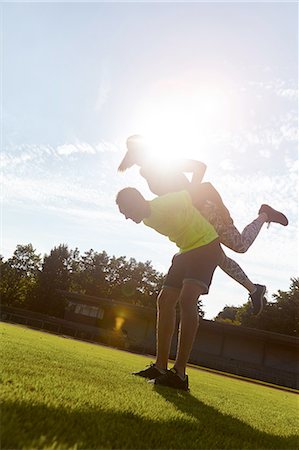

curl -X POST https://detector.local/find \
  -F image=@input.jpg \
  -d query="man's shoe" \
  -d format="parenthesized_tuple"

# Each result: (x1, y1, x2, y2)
(152, 368, 189, 391)
(249, 284, 267, 316)
(259, 204, 288, 226)
(132, 363, 166, 379)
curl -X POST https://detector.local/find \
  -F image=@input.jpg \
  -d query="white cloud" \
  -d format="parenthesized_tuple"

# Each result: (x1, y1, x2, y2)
(0, 152, 32, 169)
(276, 88, 298, 100)
(248, 78, 298, 102)
(95, 142, 118, 153)
(2, 173, 114, 209)
(3, 141, 119, 168)
(45, 205, 118, 222)
(56, 143, 96, 156)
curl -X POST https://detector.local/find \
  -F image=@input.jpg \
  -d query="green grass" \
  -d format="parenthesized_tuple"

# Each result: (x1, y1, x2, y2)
(1, 323, 298, 450)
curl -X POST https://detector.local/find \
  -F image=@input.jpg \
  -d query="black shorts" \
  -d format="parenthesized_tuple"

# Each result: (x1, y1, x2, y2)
(163, 238, 221, 294)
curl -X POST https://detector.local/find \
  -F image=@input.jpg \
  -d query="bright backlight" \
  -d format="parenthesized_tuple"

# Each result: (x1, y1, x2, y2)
(135, 82, 233, 162)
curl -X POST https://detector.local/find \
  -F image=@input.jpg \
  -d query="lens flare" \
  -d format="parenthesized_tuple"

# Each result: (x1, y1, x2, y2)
(114, 316, 125, 332)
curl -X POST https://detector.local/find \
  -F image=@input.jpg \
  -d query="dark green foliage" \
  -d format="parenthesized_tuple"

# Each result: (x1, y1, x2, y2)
(106, 256, 164, 307)
(215, 278, 299, 336)
(73, 249, 110, 296)
(1, 244, 167, 317)
(214, 305, 240, 325)
(237, 278, 299, 336)
(0, 244, 41, 308)
(31, 244, 75, 317)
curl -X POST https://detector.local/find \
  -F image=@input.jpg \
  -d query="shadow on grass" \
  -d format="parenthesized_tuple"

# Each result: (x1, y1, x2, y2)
(2, 395, 298, 450)
(153, 385, 298, 449)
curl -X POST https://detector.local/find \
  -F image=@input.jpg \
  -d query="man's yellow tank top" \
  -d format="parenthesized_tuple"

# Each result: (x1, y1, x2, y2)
(143, 191, 218, 253)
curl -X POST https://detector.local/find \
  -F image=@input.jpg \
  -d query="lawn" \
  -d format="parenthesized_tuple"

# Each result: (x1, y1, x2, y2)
(1, 322, 298, 449)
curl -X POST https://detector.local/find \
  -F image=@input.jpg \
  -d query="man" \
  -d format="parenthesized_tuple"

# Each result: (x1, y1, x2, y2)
(116, 183, 223, 392)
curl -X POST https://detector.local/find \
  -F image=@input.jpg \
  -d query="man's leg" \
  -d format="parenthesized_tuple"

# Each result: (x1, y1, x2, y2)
(155, 287, 180, 370)
(132, 286, 180, 378)
(154, 240, 221, 390)
(174, 281, 205, 378)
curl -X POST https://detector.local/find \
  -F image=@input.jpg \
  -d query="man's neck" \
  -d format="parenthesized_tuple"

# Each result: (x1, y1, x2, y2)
(143, 201, 151, 219)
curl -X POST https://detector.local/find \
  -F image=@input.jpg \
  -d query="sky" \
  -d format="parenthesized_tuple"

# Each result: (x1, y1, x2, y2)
(1, 1, 298, 319)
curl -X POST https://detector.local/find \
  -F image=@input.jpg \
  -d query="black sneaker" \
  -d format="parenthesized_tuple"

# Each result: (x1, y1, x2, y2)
(132, 363, 166, 379)
(259, 204, 288, 226)
(152, 368, 189, 391)
(249, 284, 267, 316)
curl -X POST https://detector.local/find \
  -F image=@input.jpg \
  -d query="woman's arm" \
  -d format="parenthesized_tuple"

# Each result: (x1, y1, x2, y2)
(175, 159, 207, 174)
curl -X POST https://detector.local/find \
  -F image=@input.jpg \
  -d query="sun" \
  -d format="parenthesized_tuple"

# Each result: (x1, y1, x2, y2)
(134, 81, 233, 164)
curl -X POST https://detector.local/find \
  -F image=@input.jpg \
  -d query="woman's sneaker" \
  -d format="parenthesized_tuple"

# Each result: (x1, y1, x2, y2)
(132, 363, 166, 379)
(259, 204, 288, 226)
(152, 368, 189, 391)
(249, 284, 267, 316)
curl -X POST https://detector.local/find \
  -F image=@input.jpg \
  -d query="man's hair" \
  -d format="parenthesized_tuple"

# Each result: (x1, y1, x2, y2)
(116, 187, 143, 206)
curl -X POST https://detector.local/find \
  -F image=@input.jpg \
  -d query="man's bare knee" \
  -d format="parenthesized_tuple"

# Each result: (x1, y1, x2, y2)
(179, 282, 205, 309)
(157, 287, 179, 311)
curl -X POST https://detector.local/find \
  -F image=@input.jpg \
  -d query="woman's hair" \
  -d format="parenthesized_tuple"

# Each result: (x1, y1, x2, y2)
(118, 135, 146, 172)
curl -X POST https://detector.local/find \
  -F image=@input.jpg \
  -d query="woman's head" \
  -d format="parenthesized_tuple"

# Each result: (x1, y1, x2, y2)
(118, 135, 148, 172)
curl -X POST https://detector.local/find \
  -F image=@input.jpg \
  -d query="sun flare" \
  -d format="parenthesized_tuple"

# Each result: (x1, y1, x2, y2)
(135, 82, 233, 164)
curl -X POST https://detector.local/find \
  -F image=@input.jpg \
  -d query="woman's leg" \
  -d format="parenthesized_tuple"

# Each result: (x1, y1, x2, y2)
(218, 247, 255, 292)
(200, 196, 266, 253)
(198, 183, 288, 253)
(219, 216, 266, 253)
(218, 247, 267, 316)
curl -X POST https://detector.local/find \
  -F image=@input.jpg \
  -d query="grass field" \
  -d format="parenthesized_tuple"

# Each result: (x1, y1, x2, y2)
(1, 322, 298, 450)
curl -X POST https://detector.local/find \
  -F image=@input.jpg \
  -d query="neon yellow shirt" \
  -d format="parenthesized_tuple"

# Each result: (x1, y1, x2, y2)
(143, 191, 218, 253)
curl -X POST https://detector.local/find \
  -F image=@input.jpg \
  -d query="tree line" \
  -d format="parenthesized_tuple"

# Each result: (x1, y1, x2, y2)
(0, 243, 165, 317)
(214, 277, 299, 336)
(1, 244, 298, 336)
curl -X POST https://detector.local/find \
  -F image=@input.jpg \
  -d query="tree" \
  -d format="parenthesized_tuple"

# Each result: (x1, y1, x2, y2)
(2, 244, 206, 317)
(237, 278, 299, 336)
(33, 244, 74, 317)
(214, 305, 240, 325)
(0, 244, 41, 308)
(107, 257, 164, 307)
(74, 250, 110, 297)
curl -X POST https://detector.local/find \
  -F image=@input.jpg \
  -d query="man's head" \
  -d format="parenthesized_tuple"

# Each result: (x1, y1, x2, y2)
(116, 187, 150, 224)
